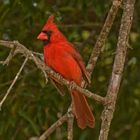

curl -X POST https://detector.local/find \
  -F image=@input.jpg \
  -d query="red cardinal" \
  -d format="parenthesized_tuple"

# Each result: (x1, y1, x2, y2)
(37, 15, 95, 129)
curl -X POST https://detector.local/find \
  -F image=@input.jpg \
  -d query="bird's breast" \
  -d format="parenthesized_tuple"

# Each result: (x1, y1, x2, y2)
(44, 45, 82, 83)
(44, 45, 56, 66)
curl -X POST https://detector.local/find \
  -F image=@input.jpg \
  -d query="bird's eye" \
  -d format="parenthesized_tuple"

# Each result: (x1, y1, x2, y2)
(42, 30, 52, 35)
(42, 30, 48, 34)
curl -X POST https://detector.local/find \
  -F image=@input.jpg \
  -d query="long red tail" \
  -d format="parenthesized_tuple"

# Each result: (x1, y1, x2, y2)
(71, 90, 95, 129)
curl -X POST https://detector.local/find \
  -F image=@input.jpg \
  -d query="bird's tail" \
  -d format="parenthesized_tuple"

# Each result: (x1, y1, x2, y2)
(71, 90, 95, 129)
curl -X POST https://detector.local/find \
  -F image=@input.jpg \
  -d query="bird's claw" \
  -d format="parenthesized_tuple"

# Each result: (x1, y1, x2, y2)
(69, 81, 76, 90)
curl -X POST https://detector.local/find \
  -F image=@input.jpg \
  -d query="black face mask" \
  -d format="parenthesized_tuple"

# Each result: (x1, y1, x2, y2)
(42, 30, 52, 45)
(43, 40, 50, 45)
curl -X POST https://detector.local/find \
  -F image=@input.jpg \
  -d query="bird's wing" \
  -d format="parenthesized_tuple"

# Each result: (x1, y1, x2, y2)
(66, 43, 91, 84)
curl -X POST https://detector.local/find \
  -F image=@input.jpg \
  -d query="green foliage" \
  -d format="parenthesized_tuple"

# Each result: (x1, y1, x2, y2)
(0, 0, 140, 140)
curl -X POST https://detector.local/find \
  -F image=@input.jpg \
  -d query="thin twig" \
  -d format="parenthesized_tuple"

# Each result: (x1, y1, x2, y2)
(0, 45, 17, 65)
(87, 0, 122, 76)
(32, 51, 43, 57)
(0, 68, 37, 89)
(0, 57, 28, 110)
(38, 105, 73, 140)
(99, 0, 136, 139)
(42, 70, 48, 84)
(38, 113, 69, 140)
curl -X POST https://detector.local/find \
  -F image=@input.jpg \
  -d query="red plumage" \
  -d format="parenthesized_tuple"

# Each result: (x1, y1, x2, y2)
(37, 15, 95, 129)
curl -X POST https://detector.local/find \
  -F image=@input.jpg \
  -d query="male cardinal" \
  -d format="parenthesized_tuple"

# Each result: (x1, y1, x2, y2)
(37, 15, 95, 129)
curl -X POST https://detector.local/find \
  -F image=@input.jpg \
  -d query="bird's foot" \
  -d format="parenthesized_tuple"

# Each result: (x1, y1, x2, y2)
(69, 81, 76, 90)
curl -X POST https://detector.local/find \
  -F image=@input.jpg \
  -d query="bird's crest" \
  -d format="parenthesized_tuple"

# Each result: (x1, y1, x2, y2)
(43, 15, 56, 30)
(47, 15, 54, 24)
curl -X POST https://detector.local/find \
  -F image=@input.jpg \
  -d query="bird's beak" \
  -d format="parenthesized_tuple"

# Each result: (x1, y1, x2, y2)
(37, 32, 48, 40)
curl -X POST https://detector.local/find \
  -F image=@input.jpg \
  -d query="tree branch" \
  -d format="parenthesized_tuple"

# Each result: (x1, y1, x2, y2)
(99, 0, 136, 139)
(0, 45, 17, 65)
(87, 0, 122, 76)
(0, 57, 28, 110)
(38, 111, 73, 140)
(0, 40, 104, 104)
(38, 113, 68, 140)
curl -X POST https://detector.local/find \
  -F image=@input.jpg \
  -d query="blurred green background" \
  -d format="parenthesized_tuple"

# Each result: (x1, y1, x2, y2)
(0, 0, 140, 140)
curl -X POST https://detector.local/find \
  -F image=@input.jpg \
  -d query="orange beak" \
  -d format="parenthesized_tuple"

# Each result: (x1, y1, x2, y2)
(37, 32, 48, 40)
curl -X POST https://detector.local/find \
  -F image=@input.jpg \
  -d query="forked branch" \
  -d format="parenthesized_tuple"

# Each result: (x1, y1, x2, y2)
(99, 0, 136, 139)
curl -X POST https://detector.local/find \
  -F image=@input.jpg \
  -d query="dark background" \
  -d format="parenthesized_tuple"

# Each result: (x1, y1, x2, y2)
(0, 0, 140, 140)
